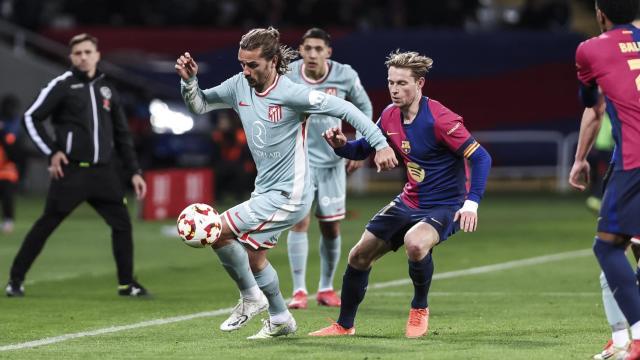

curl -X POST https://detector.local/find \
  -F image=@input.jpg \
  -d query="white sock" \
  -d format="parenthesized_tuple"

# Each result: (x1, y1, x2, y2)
(287, 231, 308, 293)
(601, 272, 628, 327)
(630, 321, 640, 340)
(269, 310, 292, 324)
(240, 285, 262, 301)
(613, 328, 631, 347)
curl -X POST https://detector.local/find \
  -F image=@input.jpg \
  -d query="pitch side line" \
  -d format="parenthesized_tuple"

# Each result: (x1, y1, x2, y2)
(0, 248, 592, 352)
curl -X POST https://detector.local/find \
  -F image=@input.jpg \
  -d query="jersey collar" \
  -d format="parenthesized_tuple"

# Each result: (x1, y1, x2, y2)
(255, 74, 280, 97)
(300, 60, 331, 84)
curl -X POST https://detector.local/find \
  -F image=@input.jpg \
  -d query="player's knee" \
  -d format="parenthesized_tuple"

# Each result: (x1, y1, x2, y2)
(319, 221, 340, 238)
(292, 216, 310, 232)
(248, 252, 268, 273)
(404, 240, 429, 260)
(347, 246, 374, 270)
(404, 234, 435, 260)
(212, 236, 235, 250)
(596, 231, 628, 245)
(293, 212, 311, 231)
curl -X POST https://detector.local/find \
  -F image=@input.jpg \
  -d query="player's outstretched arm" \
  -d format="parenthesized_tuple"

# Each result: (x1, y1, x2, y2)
(323, 127, 348, 148)
(175, 52, 198, 80)
(322, 127, 376, 161)
(177, 52, 234, 114)
(373, 147, 397, 173)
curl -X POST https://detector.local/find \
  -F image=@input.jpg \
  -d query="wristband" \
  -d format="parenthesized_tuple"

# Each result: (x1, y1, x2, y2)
(459, 200, 478, 213)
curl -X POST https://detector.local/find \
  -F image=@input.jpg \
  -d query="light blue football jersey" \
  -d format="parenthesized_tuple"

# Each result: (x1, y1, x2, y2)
(181, 73, 387, 204)
(286, 59, 372, 167)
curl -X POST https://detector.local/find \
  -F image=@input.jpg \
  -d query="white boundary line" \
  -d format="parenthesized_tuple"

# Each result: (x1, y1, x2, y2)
(0, 248, 592, 352)
(373, 291, 599, 297)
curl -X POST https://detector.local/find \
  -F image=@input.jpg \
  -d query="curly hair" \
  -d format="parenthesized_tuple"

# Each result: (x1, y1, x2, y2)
(596, 0, 638, 24)
(239, 27, 298, 75)
(385, 49, 434, 80)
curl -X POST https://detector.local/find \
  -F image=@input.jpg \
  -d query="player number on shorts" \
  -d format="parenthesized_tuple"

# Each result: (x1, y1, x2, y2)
(628, 59, 640, 91)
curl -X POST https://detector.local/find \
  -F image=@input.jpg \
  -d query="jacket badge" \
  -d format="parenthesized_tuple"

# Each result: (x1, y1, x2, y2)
(100, 86, 112, 99)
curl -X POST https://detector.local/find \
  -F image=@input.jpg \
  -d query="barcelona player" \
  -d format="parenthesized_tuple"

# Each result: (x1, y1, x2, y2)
(569, 0, 640, 358)
(309, 50, 491, 338)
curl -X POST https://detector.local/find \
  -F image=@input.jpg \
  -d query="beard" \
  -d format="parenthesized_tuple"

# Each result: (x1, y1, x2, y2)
(245, 76, 258, 88)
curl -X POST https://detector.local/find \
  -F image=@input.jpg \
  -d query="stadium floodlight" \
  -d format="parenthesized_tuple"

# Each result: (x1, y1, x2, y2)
(149, 98, 194, 134)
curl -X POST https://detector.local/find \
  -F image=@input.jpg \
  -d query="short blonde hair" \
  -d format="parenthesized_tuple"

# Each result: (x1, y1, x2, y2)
(385, 50, 433, 80)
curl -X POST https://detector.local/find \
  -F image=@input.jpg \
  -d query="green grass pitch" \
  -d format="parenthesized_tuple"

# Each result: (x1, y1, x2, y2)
(0, 192, 614, 359)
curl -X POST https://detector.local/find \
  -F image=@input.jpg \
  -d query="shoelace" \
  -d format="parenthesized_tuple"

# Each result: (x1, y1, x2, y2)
(231, 299, 245, 315)
(259, 319, 274, 332)
(408, 310, 425, 326)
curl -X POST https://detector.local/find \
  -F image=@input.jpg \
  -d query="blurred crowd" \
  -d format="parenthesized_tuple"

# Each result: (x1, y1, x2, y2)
(2, 0, 573, 31)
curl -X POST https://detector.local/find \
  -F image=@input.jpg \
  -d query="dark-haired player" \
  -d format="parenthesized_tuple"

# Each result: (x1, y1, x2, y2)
(569, 0, 640, 358)
(284, 27, 373, 309)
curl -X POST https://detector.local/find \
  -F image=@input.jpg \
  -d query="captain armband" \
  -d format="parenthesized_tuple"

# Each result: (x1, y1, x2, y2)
(462, 141, 480, 158)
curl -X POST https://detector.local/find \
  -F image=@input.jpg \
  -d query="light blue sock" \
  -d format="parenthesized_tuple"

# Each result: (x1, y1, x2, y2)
(594, 238, 640, 325)
(213, 241, 258, 292)
(319, 235, 341, 291)
(254, 263, 288, 317)
(287, 231, 308, 293)
(601, 272, 628, 329)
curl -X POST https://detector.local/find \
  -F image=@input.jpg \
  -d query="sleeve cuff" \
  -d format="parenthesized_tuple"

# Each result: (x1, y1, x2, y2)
(460, 200, 478, 213)
(181, 77, 197, 89)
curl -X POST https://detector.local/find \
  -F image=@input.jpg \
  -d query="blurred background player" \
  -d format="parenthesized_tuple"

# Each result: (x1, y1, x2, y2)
(284, 27, 373, 309)
(5, 33, 148, 297)
(309, 50, 491, 338)
(0, 95, 20, 234)
(176, 27, 396, 339)
(569, 0, 640, 358)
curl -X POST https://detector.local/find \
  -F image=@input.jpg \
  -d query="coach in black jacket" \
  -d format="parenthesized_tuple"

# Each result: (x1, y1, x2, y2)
(5, 33, 149, 297)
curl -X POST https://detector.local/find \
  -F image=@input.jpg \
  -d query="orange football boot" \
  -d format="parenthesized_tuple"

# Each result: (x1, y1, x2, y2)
(405, 308, 429, 338)
(288, 290, 308, 309)
(316, 289, 341, 307)
(308, 322, 355, 337)
(624, 339, 640, 360)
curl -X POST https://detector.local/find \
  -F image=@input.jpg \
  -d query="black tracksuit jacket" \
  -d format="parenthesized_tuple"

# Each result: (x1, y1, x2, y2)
(23, 67, 141, 177)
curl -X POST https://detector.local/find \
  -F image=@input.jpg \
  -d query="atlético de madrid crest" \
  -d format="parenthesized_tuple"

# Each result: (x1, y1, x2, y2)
(324, 87, 337, 96)
(268, 105, 282, 123)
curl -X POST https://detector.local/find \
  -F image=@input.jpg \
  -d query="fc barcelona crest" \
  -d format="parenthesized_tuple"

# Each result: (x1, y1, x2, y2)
(324, 87, 337, 96)
(401, 140, 411, 154)
(268, 105, 282, 123)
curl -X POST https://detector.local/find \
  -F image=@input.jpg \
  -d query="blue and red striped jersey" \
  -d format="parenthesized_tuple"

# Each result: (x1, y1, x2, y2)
(378, 97, 479, 208)
(576, 24, 640, 171)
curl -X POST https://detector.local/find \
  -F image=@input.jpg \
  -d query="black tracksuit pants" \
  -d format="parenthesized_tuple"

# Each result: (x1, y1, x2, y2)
(9, 162, 134, 285)
(0, 180, 15, 220)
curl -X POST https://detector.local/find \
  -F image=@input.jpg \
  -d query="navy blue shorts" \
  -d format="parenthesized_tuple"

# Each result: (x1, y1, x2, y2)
(598, 168, 640, 236)
(365, 197, 459, 252)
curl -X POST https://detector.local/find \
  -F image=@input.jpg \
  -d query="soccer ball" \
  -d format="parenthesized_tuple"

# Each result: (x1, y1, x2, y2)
(177, 203, 222, 248)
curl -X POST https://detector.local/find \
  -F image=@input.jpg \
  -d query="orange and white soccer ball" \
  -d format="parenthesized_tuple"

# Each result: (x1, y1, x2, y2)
(177, 203, 222, 248)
